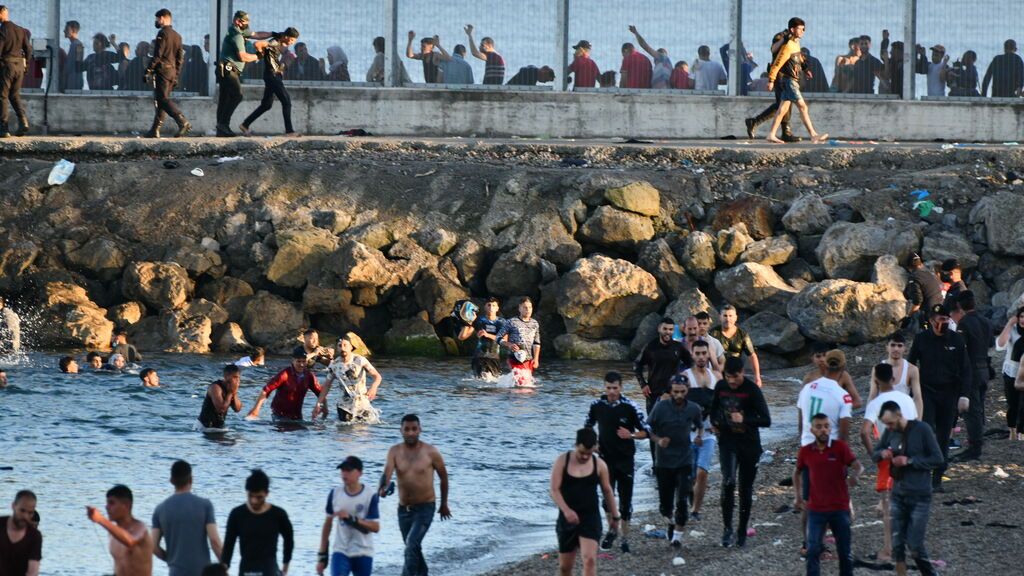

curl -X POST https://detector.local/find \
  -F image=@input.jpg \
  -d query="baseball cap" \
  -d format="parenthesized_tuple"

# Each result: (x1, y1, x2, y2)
(291, 346, 307, 359)
(824, 349, 846, 370)
(929, 303, 950, 317)
(930, 44, 946, 52)
(337, 456, 363, 471)
(940, 258, 960, 272)
(573, 40, 592, 50)
(233, 10, 249, 22)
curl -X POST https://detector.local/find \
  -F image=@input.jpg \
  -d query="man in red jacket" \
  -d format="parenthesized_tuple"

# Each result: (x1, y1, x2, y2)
(247, 348, 322, 420)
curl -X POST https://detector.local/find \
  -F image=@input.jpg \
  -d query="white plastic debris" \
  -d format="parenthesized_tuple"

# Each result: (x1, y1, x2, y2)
(191, 168, 205, 177)
(672, 556, 686, 566)
(216, 156, 244, 163)
(643, 524, 656, 532)
(47, 159, 75, 185)
(994, 466, 1010, 478)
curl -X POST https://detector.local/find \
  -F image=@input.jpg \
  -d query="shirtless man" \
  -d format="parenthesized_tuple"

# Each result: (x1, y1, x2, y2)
(680, 340, 721, 520)
(379, 414, 451, 576)
(803, 342, 863, 409)
(871, 333, 924, 417)
(87, 485, 154, 576)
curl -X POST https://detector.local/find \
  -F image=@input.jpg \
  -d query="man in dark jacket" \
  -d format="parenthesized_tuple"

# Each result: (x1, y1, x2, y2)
(634, 317, 691, 467)
(0, 5, 31, 137)
(146, 8, 190, 138)
(950, 291, 993, 461)
(904, 254, 943, 331)
(982, 39, 1024, 97)
(907, 304, 972, 491)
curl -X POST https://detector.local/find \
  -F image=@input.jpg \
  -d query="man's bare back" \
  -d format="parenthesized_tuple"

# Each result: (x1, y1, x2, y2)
(109, 519, 153, 576)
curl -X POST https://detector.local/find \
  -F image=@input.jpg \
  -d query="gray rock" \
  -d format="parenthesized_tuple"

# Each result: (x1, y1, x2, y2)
(782, 194, 833, 235)
(715, 224, 754, 266)
(122, 261, 194, 311)
(921, 229, 979, 271)
(383, 315, 444, 357)
(557, 254, 664, 339)
(241, 291, 307, 353)
(711, 197, 775, 240)
(108, 301, 146, 326)
(412, 228, 459, 257)
(196, 276, 254, 322)
(266, 228, 339, 288)
(553, 334, 631, 360)
(213, 322, 251, 353)
(638, 239, 697, 300)
(630, 312, 663, 355)
(494, 211, 581, 268)
(968, 191, 1024, 256)
(578, 205, 655, 249)
(35, 281, 114, 349)
(787, 280, 907, 344)
(165, 242, 225, 279)
(328, 241, 394, 289)
(745, 311, 806, 354)
(65, 238, 125, 281)
(0, 240, 39, 292)
(871, 255, 908, 292)
(302, 284, 352, 315)
(604, 181, 661, 217)
(486, 248, 541, 299)
(777, 258, 817, 286)
(414, 266, 469, 325)
(816, 221, 921, 280)
(164, 311, 213, 353)
(714, 263, 799, 313)
(311, 209, 353, 234)
(182, 298, 230, 326)
(450, 239, 488, 290)
(740, 235, 797, 266)
(994, 265, 1024, 293)
(665, 287, 717, 323)
(676, 231, 717, 284)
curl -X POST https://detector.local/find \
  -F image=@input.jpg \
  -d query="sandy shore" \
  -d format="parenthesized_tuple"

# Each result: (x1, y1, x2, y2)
(485, 370, 1024, 575)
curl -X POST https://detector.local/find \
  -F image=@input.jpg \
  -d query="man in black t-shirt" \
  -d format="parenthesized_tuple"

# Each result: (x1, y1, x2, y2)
(507, 65, 555, 86)
(1, 490, 43, 576)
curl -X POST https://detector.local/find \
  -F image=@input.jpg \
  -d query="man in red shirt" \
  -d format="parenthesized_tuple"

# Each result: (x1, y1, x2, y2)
(793, 413, 863, 576)
(246, 348, 322, 420)
(619, 43, 651, 89)
(568, 40, 599, 90)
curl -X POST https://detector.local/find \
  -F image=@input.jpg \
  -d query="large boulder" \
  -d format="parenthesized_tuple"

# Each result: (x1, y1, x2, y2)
(328, 241, 393, 289)
(383, 315, 444, 357)
(182, 298, 229, 326)
(241, 291, 307, 353)
(302, 283, 352, 315)
(0, 240, 39, 292)
(311, 209, 353, 235)
(164, 311, 213, 353)
(712, 197, 775, 240)
(714, 263, 799, 313)
(553, 334, 631, 360)
(715, 224, 754, 266)
(578, 206, 655, 249)
(557, 255, 664, 339)
(921, 229, 979, 271)
(744, 311, 805, 353)
(494, 212, 581, 268)
(450, 239, 488, 290)
(108, 301, 146, 326)
(787, 280, 907, 344)
(968, 191, 1024, 256)
(816, 221, 921, 280)
(871, 255, 908, 292)
(604, 181, 661, 217)
(740, 235, 797, 266)
(266, 228, 338, 288)
(165, 242, 225, 279)
(676, 231, 717, 284)
(637, 239, 697, 300)
(197, 276, 253, 322)
(36, 281, 114, 349)
(64, 238, 125, 281)
(122, 261, 194, 311)
(665, 287, 717, 322)
(411, 228, 459, 257)
(414, 265, 469, 325)
(630, 312, 663, 355)
(782, 194, 833, 235)
(486, 248, 541, 298)
(213, 322, 251, 353)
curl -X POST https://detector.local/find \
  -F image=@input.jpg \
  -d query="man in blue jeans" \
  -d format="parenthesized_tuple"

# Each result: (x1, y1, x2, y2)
(793, 414, 863, 576)
(380, 414, 451, 576)
(873, 401, 944, 576)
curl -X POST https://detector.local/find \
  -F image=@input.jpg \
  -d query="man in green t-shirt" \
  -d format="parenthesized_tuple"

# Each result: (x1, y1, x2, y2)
(216, 11, 264, 137)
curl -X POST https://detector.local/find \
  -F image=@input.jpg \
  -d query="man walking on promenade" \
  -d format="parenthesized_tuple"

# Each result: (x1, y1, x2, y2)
(379, 414, 451, 576)
(584, 371, 649, 554)
(873, 401, 944, 576)
(765, 17, 828, 144)
(145, 9, 190, 138)
(794, 414, 863, 576)
(152, 461, 221, 576)
(0, 6, 31, 137)
(215, 11, 263, 137)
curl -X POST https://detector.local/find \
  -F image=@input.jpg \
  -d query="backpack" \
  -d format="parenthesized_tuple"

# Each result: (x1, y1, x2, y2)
(451, 300, 478, 326)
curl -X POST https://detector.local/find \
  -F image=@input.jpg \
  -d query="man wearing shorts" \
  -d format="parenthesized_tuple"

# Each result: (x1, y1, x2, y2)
(765, 17, 828, 144)
(680, 340, 720, 520)
(584, 371, 649, 553)
(549, 428, 618, 576)
(861, 363, 918, 563)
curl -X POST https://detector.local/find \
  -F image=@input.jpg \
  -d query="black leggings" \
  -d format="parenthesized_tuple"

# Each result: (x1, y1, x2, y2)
(656, 465, 692, 527)
(1005, 374, 1023, 429)
(922, 394, 957, 485)
(719, 442, 759, 534)
(242, 74, 293, 133)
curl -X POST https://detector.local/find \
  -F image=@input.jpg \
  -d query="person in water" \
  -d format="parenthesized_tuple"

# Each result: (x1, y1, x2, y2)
(247, 348, 322, 420)
(312, 336, 382, 422)
(86, 351, 104, 370)
(297, 329, 334, 369)
(0, 296, 21, 354)
(199, 364, 243, 429)
(457, 296, 506, 379)
(235, 347, 265, 368)
(103, 353, 127, 371)
(59, 356, 79, 374)
(496, 296, 541, 380)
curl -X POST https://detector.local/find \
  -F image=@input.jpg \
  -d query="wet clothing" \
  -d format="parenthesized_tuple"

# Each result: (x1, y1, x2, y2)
(634, 338, 691, 398)
(262, 367, 322, 420)
(584, 394, 649, 462)
(326, 485, 380, 558)
(496, 317, 540, 360)
(796, 377, 853, 446)
(152, 492, 216, 576)
(807, 510, 853, 576)
(473, 317, 505, 360)
(222, 504, 294, 576)
(398, 502, 434, 576)
(113, 343, 142, 363)
(648, 399, 703, 468)
(296, 345, 333, 368)
(872, 420, 944, 497)
(710, 377, 772, 454)
(555, 452, 602, 552)
(709, 326, 755, 360)
(0, 516, 42, 576)
(198, 379, 231, 428)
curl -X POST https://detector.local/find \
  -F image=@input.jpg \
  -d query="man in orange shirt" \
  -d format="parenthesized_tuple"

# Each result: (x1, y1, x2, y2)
(765, 17, 827, 144)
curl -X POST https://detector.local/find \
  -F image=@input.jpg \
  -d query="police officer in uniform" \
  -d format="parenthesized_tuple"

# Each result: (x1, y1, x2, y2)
(145, 8, 190, 138)
(0, 5, 31, 137)
(216, 11, 263, 137)
(906, 304, 972, 491)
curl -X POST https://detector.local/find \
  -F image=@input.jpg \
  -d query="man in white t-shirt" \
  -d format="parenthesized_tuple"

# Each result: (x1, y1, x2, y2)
(313, 337, 383, 423)
(795, 349, 853, 556)
(317, 456, 381, 576)
(693, 45, 727, 90)
(860, 363, 918, 564)
(695, 311, 726, 367)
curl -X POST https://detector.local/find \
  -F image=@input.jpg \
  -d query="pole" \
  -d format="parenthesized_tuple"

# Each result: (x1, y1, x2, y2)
(383, 0, 398, 87)
(729, 0, 743, 96)
(902, 0, 917, 100)
(553, 0, 569, 92)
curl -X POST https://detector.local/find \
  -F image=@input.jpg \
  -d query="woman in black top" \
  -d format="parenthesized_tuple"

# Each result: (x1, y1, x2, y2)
(222, 469, 294, 576)
(239, 28, 300, 137)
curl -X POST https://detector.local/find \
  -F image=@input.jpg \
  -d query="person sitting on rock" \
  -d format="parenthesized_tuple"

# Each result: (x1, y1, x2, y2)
(102, 353, 127, 371)
(235, 347, 265, 367)
(296, 329, 333, 368)
(111, 328, 142, 363)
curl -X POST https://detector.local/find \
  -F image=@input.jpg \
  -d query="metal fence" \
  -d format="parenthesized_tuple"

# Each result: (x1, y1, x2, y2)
(12, 0, 1024, 101)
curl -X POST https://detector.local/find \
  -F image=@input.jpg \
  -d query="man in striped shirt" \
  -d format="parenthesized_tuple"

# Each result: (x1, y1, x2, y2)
(465, 24, 504, 84)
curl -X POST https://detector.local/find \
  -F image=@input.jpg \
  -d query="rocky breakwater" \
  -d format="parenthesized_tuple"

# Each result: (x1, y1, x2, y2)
(1, 141, 1023, 361)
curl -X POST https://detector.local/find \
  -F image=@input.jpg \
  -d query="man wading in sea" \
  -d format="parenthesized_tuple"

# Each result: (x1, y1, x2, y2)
(379, 414, 451, 576)
(247, 348, 322, 421)
(198, 365, 243, 429)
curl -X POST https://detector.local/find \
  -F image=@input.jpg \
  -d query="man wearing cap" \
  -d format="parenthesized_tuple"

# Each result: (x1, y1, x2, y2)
(949, 290, 994, 462)
(939, 258, 967, 311)
(216, 11, 264, 137)
(904, 254, 943, 332)
(568, 40, 599, 90)
(907, 304, 971, 491)
(795, 349, 853, 556)
(246, 349, 322, 420)
(915, 43, 949, 97)
(317, 456, 381, 576)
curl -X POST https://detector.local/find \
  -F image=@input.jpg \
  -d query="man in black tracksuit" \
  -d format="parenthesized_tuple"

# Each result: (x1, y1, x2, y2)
(634, 316, 692, 464)
(146, 9, 190, 138)
(584, 371, 649, 554)
(950, 291, 993, 461)
(0, 5, 31, 137)
(907, 304, 972, 490)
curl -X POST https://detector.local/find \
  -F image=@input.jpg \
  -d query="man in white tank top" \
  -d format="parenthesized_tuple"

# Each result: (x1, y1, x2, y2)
(871, 333, 923, 418)
(681, 340, 720, 521)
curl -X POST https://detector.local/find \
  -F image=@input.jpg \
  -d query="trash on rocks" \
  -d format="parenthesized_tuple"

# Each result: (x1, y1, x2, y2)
(47, 159, 75, 185)
(910, 189, 930, 200)
(645, 528, 667, 539)
(912, 200, 936, 217)
(993, 466, 1010, 478)
(216, 156, 244, 163)
(689, 530, 705, 538)
(190, 168, 205, 177)
(941, 143, 957, 149)
(672, 556, 686, 566)
(643, 524, 656, 532)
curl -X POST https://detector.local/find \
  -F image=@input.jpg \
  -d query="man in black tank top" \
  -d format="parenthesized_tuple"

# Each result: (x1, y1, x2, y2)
(198, 365, 243, 429)
(406, 31, 443, 83)
(550, 428, 618, 576)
